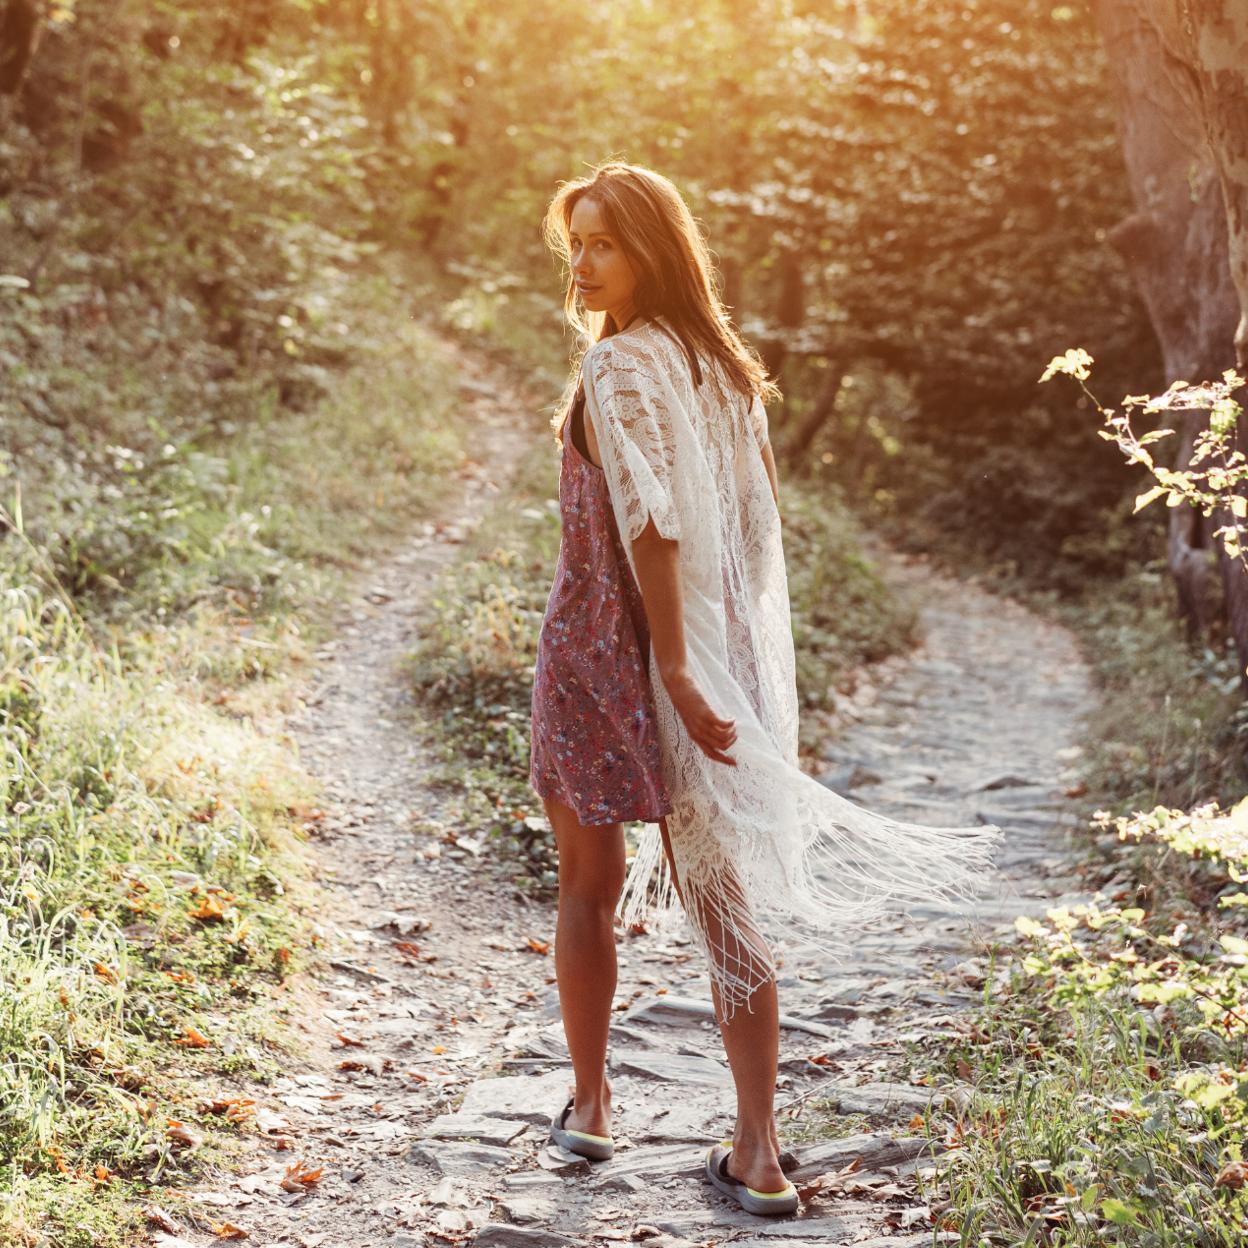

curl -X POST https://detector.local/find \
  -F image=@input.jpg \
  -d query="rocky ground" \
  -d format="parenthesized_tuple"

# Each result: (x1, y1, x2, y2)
(156, 336, 1097, 1248)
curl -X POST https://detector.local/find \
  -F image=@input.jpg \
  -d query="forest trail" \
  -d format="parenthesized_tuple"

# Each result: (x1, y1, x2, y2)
(161, 336, 1098, 1248)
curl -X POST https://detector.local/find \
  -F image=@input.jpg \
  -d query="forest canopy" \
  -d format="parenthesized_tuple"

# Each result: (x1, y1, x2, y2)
(2, 0, 1159, 591)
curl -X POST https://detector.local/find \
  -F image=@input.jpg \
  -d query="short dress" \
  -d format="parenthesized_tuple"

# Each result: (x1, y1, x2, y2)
(528, 389, 673, 826)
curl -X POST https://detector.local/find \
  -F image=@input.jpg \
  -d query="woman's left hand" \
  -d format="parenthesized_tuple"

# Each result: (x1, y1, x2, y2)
(661, 668, 738, 766)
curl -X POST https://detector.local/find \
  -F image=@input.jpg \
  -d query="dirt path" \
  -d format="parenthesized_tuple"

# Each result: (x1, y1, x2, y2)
(159, 339, 1097, 1248)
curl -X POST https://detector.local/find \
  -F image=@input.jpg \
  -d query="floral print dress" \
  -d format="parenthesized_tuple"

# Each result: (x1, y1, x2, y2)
(528, 389, 673, 826)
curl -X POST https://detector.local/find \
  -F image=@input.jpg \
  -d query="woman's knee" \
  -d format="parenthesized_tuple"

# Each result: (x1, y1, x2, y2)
(545, 799, 626, 910)
(558, 853, 626, 911)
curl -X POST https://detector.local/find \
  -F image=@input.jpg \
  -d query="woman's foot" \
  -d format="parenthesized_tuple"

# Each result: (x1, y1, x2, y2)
(564, 1077, 612, 1138)
(706, 1142, 798, 1217)
(726, 1136, 788, 1193)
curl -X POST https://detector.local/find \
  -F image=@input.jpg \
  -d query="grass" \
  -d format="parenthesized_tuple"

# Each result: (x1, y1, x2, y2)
(919, 807, 1248, 1245)
(1055, 568, 1248, 818)
(0, 267, 474, 1246)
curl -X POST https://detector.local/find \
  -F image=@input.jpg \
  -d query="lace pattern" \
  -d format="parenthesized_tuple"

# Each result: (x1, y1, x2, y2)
(581, 319, 1004, 1020)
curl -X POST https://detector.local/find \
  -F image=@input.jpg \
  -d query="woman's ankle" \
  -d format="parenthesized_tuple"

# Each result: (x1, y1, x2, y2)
(732, 1126, 780, 1160)
(572, 1075, 611, 1109)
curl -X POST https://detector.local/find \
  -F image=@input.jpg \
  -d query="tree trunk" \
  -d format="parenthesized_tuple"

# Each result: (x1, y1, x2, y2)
(0, 0, 41, 98)
(783, 360, 844, 464)
(1091, 0, 1247, 669)
(759, 248, 805, 424)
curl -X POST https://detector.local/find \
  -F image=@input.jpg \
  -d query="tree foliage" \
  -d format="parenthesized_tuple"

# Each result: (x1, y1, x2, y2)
(3, 0, 1155, 586)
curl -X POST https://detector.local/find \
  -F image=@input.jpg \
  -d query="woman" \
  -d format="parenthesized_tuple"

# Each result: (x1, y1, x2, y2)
(528, 161, 1003, 1217)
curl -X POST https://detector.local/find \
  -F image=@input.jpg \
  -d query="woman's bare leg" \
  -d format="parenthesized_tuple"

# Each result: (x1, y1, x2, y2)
(546, 795, 626, 1138)
(658, 819, 786, 1192)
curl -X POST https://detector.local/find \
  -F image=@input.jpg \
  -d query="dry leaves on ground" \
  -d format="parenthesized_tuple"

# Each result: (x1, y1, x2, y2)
(280, 1159, 325, 1192)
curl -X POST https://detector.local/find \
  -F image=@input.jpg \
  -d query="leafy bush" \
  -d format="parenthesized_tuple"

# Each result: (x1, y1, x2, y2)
(933, 801, 1248, 1245)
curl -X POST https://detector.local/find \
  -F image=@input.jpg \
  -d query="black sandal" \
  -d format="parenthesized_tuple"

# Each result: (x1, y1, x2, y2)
(705, 1141, 799, 1216)
(549, 1096, 614, 1161)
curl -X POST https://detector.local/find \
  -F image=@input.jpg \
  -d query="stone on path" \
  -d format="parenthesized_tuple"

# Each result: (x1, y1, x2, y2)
(786, 1132, 939, 1181)
(971, 770, 1043, 791)
(820, 1080, 945, 1122)
(421, 1113, 529, 1146)
(472, 1225, 585, 1248)
(623, 995, 834, 1039)
(411, 1140, 519, 1177)
(654, 1210, 858, 1239)
(616, 1088, 735, 1143)
(612, 1049, 732, 1087)
(496, 1173, 564, 1225)
(458, 1070, 571, 1124)
(536, 1146, 594, 1175)
(589, 1142, 704, 1185)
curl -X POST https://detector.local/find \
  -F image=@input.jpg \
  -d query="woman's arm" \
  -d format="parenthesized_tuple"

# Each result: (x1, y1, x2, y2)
(760, 437, 780, 509)
(631, 518, 738, 767)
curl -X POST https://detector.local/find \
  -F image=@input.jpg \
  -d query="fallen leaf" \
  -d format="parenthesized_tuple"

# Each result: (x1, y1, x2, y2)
(188, 894, 228, 922)
(526, 937, 550, 955)
(1216, 1161, 1248, 1189)
(280, 1160, 325, 1192)
(143, 1206, 183, 1234)
(335, 1031, 365, 1048)
(212, 1224, 250, 1241)
(204, 1096, 256, 1121)
(339, 1056, 386, 1075)
(165, 1121, 204, 1151)
(175, 1026, 211, 1049)
(797, 1156, 862, 1202)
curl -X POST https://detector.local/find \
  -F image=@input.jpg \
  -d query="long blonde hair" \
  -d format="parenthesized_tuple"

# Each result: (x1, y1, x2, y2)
(542, 160, 780, 442)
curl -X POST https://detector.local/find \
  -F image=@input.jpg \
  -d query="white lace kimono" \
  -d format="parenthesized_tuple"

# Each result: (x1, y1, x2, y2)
(581, 316, 1003, 1016)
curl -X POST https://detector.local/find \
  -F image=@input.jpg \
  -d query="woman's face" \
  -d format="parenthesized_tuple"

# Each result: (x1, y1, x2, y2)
(568, 196, 638, 323)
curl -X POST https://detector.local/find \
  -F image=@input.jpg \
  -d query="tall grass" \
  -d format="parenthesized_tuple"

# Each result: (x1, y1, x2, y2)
(0, 285, 473, 1245)
(0, 555, 315, 1244)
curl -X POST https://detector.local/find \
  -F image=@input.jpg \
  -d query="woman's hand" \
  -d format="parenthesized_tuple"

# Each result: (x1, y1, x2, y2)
(661, 668, 738, 766)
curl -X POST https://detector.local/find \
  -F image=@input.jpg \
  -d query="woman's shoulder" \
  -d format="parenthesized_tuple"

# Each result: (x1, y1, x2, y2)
(586, 319, 690, 380)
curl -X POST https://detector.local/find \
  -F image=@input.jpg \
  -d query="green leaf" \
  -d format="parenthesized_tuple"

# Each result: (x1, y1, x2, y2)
(1101, 1197, 1142, 1226)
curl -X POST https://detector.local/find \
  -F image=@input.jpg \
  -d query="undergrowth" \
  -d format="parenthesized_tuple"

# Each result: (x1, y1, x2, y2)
(0, 283, 469, 1245)
(920, 802, 1248, 1245)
